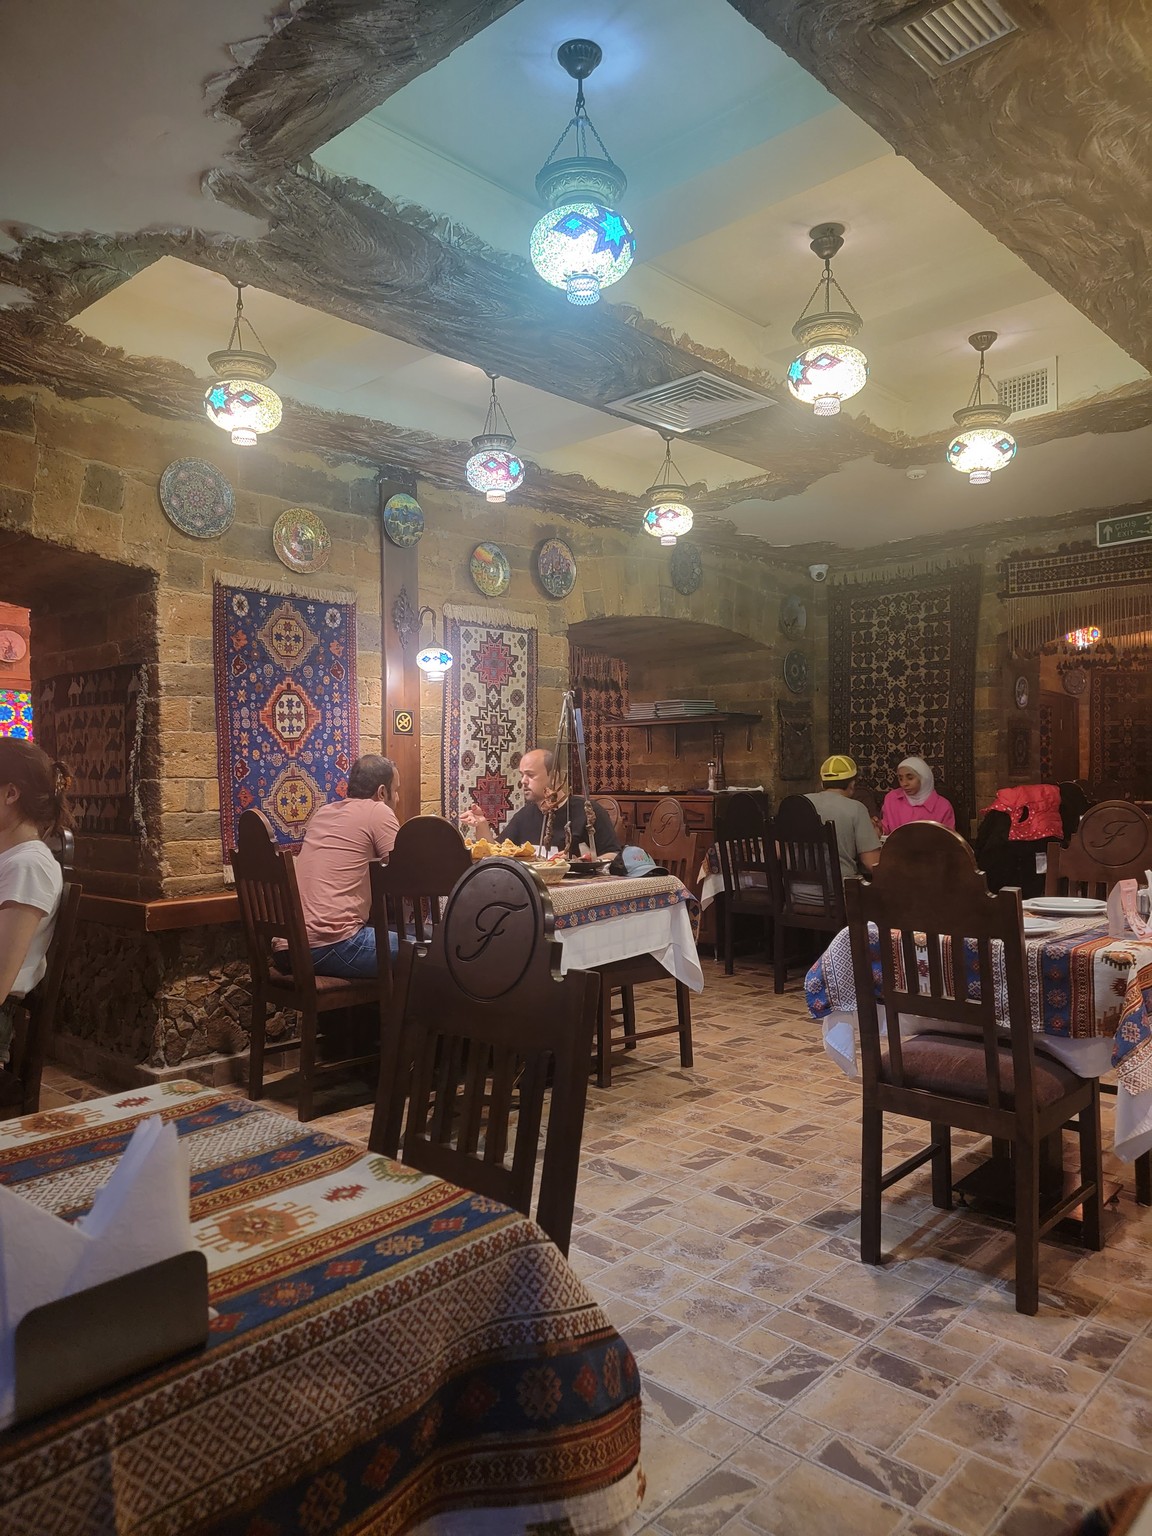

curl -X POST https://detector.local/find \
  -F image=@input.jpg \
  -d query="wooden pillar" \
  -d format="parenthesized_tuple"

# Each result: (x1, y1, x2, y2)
(378, 471, 422, 824)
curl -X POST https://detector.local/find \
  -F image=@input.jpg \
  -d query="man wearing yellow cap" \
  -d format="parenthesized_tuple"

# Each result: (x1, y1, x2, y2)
(807, 755, 881, 882)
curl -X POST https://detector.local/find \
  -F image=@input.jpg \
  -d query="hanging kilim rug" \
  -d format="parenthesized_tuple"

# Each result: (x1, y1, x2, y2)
(1090, 671, 1152, 790)
(213, 574, 359, 858)
(569, 645, 630, 792)
(33, 664, 147, 835)
(441, 604, 537, 828)
(829, 566, 982, 817)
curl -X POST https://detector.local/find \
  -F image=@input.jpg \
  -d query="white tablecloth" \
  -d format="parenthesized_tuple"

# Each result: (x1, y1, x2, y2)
(556, 902, 704, 991)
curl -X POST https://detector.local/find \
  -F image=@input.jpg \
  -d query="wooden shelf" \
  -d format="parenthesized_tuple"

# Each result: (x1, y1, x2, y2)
(611, 712, 761, 754)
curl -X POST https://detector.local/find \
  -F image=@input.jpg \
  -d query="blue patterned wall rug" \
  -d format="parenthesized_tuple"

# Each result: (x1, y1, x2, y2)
(213, 574, 359, 858)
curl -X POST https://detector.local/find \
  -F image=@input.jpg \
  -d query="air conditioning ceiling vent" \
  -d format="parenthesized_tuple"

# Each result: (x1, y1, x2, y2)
(884, 0, 1020, 76)
(605, 371, 774, 433)
(995, 359, 1057, 420)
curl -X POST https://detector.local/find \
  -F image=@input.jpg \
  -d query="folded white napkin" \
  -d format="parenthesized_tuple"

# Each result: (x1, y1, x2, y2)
(0, 1116, 194, 1425)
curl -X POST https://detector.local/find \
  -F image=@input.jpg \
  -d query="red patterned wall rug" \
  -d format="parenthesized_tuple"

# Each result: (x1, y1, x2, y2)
(213, 573, 359, 859)
(441, 604, 537, 829)
(569, 645, 630, 792)
(829, 565, 982, 819)
(33, 664, 148, 835)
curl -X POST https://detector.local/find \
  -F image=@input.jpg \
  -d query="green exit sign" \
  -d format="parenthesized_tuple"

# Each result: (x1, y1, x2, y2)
(1097, 511, 1152, 547)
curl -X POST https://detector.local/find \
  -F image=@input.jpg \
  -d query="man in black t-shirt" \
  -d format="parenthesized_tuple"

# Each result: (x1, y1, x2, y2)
(460, 748, 622, 866)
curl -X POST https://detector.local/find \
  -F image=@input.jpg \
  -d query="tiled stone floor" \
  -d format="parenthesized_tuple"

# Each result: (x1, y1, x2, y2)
(41, 957, 1152, 1536)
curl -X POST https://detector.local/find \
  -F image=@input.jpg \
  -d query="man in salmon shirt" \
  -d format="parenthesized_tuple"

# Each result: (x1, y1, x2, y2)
(290, 754, 401, 977)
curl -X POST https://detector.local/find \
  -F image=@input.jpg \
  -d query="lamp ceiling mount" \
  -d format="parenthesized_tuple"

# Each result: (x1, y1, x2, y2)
(557, 39, 602, 80)
(808, 223, 845, 262)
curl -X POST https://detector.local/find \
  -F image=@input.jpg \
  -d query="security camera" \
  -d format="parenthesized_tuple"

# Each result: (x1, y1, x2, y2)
(808, 563, 829, 583)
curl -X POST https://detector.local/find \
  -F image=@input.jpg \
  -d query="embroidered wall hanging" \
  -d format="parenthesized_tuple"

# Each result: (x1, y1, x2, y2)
(570, 645, 629, 792)
(213, 574, 359, 857)
(441, 604, 536, 829)
(33, 664, 147, 834)
(1090, 670, 1152, 790)
(777, 700, 814, 782)
(829, 566, 981, 816)
(0, 689, 32, 740)
(1003, 541, 1152, 655)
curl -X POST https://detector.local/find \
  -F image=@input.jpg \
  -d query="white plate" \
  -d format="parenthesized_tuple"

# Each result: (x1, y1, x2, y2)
(1023, 917, 1060, 937)
(1024, 896, 1107, 915)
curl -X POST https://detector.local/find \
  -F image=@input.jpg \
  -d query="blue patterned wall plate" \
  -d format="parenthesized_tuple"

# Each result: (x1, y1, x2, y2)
(470, 542, 511, 598)
(158, 459, 235, 539)
(537, 538, 576, 598)
(383, 492, 424, 547)
(670, 542, 702, 595)
(783, 649, 809, 694)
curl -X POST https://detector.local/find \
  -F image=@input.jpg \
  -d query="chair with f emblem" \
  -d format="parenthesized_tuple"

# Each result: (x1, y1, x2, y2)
(369, 857, 600, 1255)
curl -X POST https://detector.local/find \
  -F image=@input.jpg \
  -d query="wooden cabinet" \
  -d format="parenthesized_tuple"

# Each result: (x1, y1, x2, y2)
(610, 792, 716, 844)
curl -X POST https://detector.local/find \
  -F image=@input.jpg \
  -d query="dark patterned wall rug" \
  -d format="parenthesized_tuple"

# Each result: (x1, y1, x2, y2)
(1090, 671, 1152, 791)
(33, 663, 148, 835)
(829, 566, 982, 815)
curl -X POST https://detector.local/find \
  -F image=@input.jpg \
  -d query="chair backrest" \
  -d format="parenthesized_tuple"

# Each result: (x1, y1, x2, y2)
(639, 798, 697, 882)
(593, 796, 627, 845)
(714, 791, 770, 895)
(845, 821, 1036, 1111)
(772, 794, 846, 920)
(1046, 799, 1152, 899)
(230, 809, 317, 989)
(373, 857, 599, 1254)
(43, 828, 75, 872)
(369, 816, 472, 989)
(3, 878, 83, 1118)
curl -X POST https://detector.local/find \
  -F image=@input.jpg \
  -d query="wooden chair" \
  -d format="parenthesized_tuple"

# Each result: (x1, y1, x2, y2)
(768, 794, 847, 994)
(1045, 800, 1152, 899)
(369, 816, 472, 996)
(847, 820, 1104, 1315)
(640, 797, 698, 885)
(1044, 799, 1152, 1205)
(231, 809, 383, 1122)
(369, 857, 599, 1255)
(1, 879, 83, 1119)
(714, 791, 772, 975)
(594, 796, 628, 846)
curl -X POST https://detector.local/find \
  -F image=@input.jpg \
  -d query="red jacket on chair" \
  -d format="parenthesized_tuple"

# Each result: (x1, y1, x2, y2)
(980, 784, 1063, 842)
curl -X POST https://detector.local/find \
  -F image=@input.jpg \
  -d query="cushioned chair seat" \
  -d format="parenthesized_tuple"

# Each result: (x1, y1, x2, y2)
(266, 969, 378, 999)
(884, 1032, 1082, 1108)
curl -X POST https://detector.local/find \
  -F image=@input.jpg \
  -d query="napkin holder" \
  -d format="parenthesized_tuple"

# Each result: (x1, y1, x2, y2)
(1107, 879, 1152, 941)
(12, 1250, 208, 1424)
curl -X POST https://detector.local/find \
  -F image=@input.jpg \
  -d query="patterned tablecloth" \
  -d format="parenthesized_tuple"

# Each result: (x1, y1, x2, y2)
(549, 874, 703, 991)
(0, 1084, 643, 1536)
(805, 919, 1152, 1161)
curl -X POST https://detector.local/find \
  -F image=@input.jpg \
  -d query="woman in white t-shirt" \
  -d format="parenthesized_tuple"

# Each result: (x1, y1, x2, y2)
(0, 740, 70, 1064)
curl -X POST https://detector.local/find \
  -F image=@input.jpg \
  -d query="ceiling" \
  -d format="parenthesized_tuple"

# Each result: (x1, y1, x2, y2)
(3, 0, 1151, 551)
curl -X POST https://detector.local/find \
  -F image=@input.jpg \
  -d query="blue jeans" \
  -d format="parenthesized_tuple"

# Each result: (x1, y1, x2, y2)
(308, 925, 398, 979)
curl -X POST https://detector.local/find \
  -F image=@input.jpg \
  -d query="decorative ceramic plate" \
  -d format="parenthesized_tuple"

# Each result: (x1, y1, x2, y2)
(158, 459, 234, 539)
(0, 629, 27, 663)
(783, 649, 809, 694)
(670, 542, 703, 595)
(1062, 667, 1089, 698)
(383, 492, 424, 548)
(780, 595, 807, 639)
(470, 541, 511, 598)
(274, 508, 331, 573)
(1014, 675, 1030, 709)
(537, 537, 576, 598)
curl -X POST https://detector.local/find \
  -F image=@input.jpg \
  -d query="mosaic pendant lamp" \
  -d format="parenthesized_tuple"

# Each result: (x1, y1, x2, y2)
(465, 373, 525, 503)
(641, 433, 694, 546)
(946, 331, 1017, 485)
(204, 282, 282, 447)
(530, 39, 635, 306)
(787, 223, 868, 417)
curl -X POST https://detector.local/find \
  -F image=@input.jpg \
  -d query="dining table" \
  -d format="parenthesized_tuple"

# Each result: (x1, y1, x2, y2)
(0, 1082, 643, 1536)
(548, 870, 704, 993)
(697, 844, 769, 913)
(805, 909, 1152, 1164)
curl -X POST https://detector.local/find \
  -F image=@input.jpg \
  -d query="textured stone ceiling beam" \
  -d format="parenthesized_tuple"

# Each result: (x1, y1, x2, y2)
(726, 0, 1152, 368)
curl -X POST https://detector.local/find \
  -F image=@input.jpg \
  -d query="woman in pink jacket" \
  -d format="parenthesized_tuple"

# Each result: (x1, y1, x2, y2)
(881, 756, 955, 835)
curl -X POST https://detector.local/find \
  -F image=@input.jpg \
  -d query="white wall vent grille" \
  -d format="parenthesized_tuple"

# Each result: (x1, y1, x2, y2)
(605, 371, 774, 433)
(884, 0, 1020, 76)
(994, 358, 1057, 420)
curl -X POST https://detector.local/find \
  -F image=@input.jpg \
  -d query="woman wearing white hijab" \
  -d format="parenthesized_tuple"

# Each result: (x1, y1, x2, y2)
(881, 755, 955, 835)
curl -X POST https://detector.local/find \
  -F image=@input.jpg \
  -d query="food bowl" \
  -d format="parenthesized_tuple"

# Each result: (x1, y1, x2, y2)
(532, 859, 570, 886)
